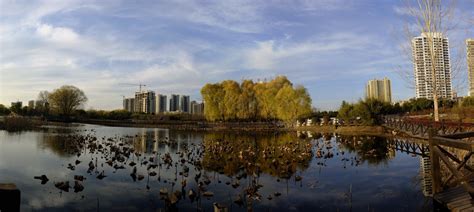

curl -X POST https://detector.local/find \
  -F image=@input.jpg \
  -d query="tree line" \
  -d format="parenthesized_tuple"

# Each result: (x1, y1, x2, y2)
(337, 97, 474, 125)
(201, 76, 312, 122)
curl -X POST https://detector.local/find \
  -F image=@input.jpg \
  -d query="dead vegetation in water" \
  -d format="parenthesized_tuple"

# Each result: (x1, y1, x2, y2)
(0, 116, 43, 132)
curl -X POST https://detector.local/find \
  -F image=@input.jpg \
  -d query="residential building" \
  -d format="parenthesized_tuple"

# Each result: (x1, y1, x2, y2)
(169, 94, 180, 112)
(123, 98, 135, 112)
(156, 94, 167, 113)
(467, 39, 474, 96)
(28, 100, 35, 108)
(11, 101, 22, 108)
(366, 77, 392, 103)
(180, 95, 190, 113)
(412, 32, 452, 99)
(190, 101, 204, 115)
(134, 91, 156, 114)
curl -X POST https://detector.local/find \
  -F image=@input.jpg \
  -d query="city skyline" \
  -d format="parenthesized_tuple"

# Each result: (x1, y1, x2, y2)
(0, 1, 472, 110)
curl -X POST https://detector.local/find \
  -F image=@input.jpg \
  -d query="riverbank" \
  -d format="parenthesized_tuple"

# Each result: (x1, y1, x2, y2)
(296, 125, 386, 136)
(0, 116, 388, 136)
(77, 118, 286, 131)
(78, 118, 389, 136)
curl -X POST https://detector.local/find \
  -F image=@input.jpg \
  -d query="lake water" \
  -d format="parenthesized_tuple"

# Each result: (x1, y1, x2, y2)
(0, 124, 434, 211)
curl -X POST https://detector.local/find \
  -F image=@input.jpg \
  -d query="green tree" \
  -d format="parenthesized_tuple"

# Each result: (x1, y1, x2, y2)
(48, 85, 88, 117)
(337, 101, 353, 121)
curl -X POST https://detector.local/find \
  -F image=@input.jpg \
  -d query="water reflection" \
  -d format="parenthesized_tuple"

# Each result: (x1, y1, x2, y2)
(0, 125, 435, 211)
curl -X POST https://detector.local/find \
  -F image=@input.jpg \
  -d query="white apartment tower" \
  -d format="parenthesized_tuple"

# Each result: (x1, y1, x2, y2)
(412, 32, 452, 99)
(467, 39, 474, 96)
(366, 77, 392, 103)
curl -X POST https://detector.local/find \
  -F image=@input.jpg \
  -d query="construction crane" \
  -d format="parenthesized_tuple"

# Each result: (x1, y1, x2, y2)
(119, 83, 147, 93)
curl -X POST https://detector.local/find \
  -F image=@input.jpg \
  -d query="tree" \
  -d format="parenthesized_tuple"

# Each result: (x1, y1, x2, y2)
(36, 90, 50, 115)
(201, 83, 225, 121)
(461, 96, 474, 107)
(48, 85, 88, 117)
(200, 76, 311, 122)
(0, 104, 11, 115)
(401, 0, 461, 121)
(337, 101, 354, 122)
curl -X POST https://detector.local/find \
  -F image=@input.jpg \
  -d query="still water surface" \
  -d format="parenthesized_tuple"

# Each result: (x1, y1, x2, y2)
(0, 124, 432, 211)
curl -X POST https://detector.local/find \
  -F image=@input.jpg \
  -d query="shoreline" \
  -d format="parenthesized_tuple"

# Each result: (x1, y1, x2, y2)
(1, 116, 389, 136)
(76, 118, 389, 135)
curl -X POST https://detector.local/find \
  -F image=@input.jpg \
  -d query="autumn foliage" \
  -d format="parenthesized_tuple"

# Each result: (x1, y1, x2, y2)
(201, 76, 311, 122)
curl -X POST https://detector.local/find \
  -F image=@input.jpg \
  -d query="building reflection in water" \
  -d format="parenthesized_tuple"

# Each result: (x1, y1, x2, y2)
(130, 129, 203, 154)
(420, 156, 433, 197)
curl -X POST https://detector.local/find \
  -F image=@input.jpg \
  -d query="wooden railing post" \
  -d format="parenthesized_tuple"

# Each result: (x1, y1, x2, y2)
(429, 128, 442, 194)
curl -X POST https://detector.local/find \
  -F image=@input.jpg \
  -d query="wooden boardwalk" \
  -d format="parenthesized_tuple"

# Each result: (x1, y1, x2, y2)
(382, 116, 474, 211)
(434, 181, 474, 212)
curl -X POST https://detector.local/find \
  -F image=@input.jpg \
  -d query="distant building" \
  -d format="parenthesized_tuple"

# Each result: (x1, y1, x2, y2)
(169, 94, 180, 112)
(366, 77, 392, 103)
(156, 94, 167, 113)
(123, 98, 135, 112)
(11, 101, 22, 108)
(190, 101, 204, 115)
(134, 91, 156, 114)
(28, 100, 35, 108)
(180, 95, 190, 113)
(467, 39, 474, 96)
(412, 32, 452, 99)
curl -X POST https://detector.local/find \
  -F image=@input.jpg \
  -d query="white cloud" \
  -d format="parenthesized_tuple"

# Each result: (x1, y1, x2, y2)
(243, 32, 372, 70)
(36, 24, 80, 44)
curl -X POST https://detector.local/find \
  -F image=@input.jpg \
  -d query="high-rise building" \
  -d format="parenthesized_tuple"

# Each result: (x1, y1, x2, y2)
(412, 32, 452, 99)
(191, 101, 204, 115)
(366, 77, 392, 103)
(134, 91, 156, 114)
(180, 95, 190, 113)
(123, 98, 135, 112)
(169, 94, 180, 112)
(467, 39, 474, 96)
(28, 100, 35, 108)
(156, 94, 167, 113)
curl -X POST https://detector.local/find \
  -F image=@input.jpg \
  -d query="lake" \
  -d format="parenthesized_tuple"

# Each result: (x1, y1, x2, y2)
(0, 124, 433, 211)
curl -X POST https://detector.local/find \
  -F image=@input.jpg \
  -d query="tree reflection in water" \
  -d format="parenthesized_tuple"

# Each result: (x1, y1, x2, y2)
(201, 133, 313, 179)
(336, 135, 394, 165)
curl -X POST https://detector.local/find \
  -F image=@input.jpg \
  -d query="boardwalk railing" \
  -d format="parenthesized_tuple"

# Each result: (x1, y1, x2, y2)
(429, 130, 474, 198)
(382, 115, 474, 137)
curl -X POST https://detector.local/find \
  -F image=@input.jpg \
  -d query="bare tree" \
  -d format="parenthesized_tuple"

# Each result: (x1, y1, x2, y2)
(399, 0, 463, 122)
(36, 90, 50, 115)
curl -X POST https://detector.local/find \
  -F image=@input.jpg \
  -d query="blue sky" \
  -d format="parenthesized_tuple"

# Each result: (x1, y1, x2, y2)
(0, 0, 473, 110)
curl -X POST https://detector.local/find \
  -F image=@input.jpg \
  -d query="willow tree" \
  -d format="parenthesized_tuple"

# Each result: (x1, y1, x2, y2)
(201, 76, 311, 122)
(237, 80, 257, 120)
(48, 85, 87, 117)
(222, 80, 241, 121)
(201, 83, 225, 121)
(275, 85, 312, 123)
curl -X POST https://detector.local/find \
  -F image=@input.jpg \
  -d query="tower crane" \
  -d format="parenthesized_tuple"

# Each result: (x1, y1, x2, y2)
(119, 83, 147, 92)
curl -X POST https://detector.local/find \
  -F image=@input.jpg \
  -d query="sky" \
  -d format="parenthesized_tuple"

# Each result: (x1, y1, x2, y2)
(0, 0, 473, 111)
